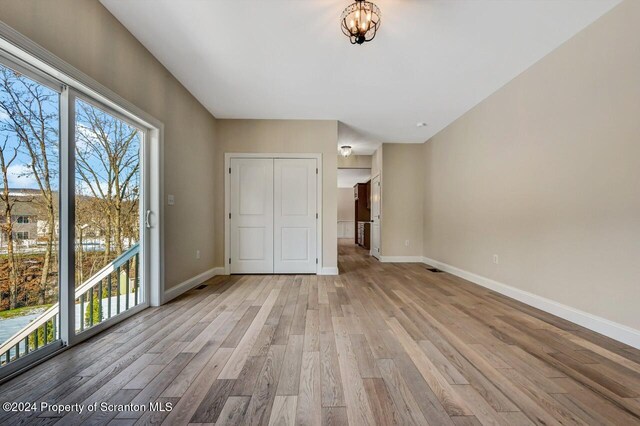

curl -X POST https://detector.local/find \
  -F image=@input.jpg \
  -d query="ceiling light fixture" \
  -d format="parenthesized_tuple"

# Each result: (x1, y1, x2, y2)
(417, 122, 427, 128)
(341, 0, 381, 45)
(340, 145, 353, 157)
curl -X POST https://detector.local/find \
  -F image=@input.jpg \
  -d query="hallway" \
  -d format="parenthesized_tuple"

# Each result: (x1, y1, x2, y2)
(1, 240, 639, 425)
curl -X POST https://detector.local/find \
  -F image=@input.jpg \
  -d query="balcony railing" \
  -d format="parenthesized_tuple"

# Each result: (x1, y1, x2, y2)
(0, 243, 140, 367)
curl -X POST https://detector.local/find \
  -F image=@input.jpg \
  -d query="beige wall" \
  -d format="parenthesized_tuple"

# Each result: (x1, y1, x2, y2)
(0, 0, 218, 290)
(338, 188, 354, 221)
(422, 0, 640, 330)
(214, 119, 338, 270)
(338, 155, 372, 169)
(380, 144, 424, 257)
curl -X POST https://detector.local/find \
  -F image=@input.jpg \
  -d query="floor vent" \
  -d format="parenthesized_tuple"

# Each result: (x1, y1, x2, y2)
(196, 284, 208, 290)
(426, 267, 443, 273)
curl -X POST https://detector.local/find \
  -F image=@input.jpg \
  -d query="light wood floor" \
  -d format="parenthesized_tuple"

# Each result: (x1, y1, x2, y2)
(1, 241, 640, 425)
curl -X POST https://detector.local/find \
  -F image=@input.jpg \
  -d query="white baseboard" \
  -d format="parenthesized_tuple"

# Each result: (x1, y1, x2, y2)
(163, 266, 225, 303)
(380, 255, 424, 263)
(319, 267, 339, 275)
(421, 256, 640, 349)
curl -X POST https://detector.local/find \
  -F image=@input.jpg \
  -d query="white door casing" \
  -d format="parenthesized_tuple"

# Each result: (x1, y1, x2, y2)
(371, 174, 381, 259)
(230, 158, 274, 273)
(274, 158, 317, 273)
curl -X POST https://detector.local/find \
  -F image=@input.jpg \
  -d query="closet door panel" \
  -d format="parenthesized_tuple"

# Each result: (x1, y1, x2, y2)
(230, 158, 274, 273)
(274, 159, 317, 273)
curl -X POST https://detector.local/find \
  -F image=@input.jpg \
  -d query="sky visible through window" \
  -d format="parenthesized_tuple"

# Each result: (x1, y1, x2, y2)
(0, 62, 142, 196)
(0, 62, 59, 191)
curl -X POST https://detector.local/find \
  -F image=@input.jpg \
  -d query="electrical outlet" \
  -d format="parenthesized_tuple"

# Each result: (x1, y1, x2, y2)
(196, 249, 201, 260)
(404, 240, 410, 247)
(168, 194, 175, 205)
(493, 254, 499, 264)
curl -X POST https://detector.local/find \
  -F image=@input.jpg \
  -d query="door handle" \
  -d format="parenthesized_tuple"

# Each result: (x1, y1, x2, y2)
(145, 210, 152, 229)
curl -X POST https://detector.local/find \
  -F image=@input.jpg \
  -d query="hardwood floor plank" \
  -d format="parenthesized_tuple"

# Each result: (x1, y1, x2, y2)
(268, 395, 298, 426)
(392, 352, 456, 425)
(221, 306, 261, 348)
(122, 363, 165, 390)
(386, 316, 472, 416)
(231, 355, 267, 396)
(276, 334, 304, 396)
(272, 282, 300, 345)
(249, 324, 277, 357)
(362, 377, 400, 426)
(552, 377, 640, 425)
(296, 351, 322, 426)
(116, 353, 196, 420)
(245, 344, 286, 426)
(452, 384, 511, 426)
(161, 342, 225, 398)
(303, 309, 320, 352)
(135, 396, 179, 425)
(216, 396, 251, 426)
(332, 316, 377, 425)
(377, 358, 430, 425)
(321, 406, 348, 426)
(420, 340, 469, 385)
(190, 379, 235, 423)
(218, 288, 281, 379)
(318, 276, 329, 305)
(160, 348, 234, 425)
(350, 333, 381, 379)
(290, 278, 309, 336)
(319, 331, 345, 408)
(318, 304, 333, 333)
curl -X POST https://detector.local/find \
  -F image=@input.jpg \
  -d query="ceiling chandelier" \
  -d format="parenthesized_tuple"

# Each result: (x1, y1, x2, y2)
(340, 146, 353, 157)
(340, 0, 381, 45)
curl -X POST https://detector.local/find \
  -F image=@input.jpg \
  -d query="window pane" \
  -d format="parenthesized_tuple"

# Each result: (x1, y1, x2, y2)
(0, 62, 60, 364)
(74, 98, 142, 333)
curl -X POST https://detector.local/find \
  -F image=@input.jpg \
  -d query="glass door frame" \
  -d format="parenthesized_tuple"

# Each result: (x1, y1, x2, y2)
(64, 89, 152, 346)
(0, 50, 66, 378)
(0, 26, 163, 382)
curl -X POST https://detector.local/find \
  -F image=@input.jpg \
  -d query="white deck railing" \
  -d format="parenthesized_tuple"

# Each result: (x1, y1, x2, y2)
(0, 243, 139, 364)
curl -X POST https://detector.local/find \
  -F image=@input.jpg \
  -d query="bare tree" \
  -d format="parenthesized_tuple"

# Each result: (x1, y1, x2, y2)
(0, 136, 20, 309)
(75, 101, 139, 263)
(0, 67, 59, 305)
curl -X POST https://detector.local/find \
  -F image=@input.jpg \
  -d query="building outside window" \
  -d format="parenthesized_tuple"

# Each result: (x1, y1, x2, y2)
(16, 215, 30, 224)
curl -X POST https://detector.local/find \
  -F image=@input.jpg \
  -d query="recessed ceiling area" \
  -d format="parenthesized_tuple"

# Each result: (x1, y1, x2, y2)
(101, 0, 621, 147)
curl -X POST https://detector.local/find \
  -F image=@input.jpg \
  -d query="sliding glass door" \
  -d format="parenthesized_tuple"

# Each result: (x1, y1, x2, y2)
(0, 59, 62, 366)
(73, 97, 144, 335)
(0, 50, 151, 378)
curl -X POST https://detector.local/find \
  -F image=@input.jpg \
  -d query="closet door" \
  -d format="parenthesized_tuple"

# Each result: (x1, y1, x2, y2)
(274, 158, 317, 273)
(230, 158, 274, 273)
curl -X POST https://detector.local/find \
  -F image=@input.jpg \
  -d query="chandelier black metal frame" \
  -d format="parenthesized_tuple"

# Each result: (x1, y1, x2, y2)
(340, 0, 381, 45)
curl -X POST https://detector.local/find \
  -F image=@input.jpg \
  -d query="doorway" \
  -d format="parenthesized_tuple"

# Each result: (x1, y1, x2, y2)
(370, 174, 381, 259)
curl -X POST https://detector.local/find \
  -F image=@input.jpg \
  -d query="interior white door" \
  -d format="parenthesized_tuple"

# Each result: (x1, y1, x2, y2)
(230, 158, 274, 273)
(371, 174, 381, 259)
(274, 158, 317, 273)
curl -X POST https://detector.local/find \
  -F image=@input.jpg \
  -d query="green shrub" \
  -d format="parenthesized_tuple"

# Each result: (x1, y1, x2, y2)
(28, 318, 56, 351)
(84, 292, 102, 326)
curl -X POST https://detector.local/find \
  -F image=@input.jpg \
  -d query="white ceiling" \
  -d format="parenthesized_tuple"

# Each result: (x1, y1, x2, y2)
(338, 168, 371, 188)
(102, 0, 620, 152)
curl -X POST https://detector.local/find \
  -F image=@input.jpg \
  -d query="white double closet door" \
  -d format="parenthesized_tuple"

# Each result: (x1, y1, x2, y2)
(230, 157, 318, 274)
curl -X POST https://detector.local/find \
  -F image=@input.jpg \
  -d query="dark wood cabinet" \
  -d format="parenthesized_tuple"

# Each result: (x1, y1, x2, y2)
(354, 181, 371, 249)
